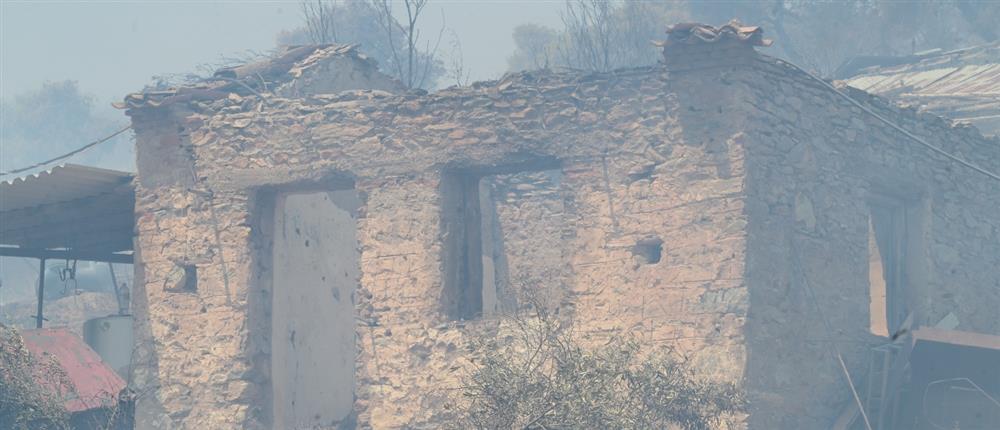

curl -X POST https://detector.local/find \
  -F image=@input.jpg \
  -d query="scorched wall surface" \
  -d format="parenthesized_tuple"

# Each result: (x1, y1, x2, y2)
(741, 57, 1000, 429)
(127, 58, 752, 429)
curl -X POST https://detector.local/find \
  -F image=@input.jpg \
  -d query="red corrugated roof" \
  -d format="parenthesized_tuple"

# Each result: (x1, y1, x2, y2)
(21, 328, 127, 413)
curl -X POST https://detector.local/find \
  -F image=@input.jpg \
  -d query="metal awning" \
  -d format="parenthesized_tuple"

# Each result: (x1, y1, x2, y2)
(0, 164, 135, 263)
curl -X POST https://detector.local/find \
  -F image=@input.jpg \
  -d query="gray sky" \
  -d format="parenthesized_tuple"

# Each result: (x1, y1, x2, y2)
(1, 0, 565, 106)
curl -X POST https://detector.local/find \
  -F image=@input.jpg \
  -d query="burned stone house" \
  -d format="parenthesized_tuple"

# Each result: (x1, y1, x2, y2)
(119, 24, 1000, 429)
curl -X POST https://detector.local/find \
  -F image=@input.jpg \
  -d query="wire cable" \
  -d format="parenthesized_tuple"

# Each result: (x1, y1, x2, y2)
(774, 58, 1000, 183)
(0, 124, 132, 177)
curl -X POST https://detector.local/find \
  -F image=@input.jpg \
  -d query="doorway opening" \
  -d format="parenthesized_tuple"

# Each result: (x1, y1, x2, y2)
(270, 188, 361, 429)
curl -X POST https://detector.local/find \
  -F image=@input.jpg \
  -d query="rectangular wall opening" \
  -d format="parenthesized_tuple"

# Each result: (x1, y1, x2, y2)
(441, 160, 563, 320)
(868, 194, 915, 337)
(271, 189, 360, 429)
(441, 172, 487, 320)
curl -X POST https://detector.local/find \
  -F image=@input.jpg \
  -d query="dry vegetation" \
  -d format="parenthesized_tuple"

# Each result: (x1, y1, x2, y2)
(448, 306, 746, 430)
(0, 324, 72, 430)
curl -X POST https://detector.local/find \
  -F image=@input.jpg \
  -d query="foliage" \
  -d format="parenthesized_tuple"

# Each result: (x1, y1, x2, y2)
(450, 308, 745, 429)
(0, 324, 72, 430)
(0, 81, 133, 173)
(280, 0, 444, 89)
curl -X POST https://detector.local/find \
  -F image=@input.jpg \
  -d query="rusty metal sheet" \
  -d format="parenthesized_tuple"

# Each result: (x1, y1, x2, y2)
(21, 328, 128, 413)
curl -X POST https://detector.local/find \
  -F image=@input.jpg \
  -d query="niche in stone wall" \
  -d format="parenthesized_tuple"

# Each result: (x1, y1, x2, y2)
(441, 160, 567, 320)
(632, 237, 663, 265)
(270, 188, 361, 429)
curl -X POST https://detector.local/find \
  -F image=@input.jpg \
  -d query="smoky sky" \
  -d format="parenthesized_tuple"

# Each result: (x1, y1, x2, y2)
(1, 1, 564, 104)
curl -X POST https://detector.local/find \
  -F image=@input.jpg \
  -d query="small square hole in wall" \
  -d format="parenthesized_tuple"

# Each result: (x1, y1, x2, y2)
(181, 265, 198, 292)
(165, 263, 198, 293)
(633, 238, 663, 265)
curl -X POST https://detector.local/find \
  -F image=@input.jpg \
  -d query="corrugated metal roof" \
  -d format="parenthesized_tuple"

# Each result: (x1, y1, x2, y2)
(0, 164, 135, 256)
(21, 328, 128, 413)
(1, 164, 133, 212)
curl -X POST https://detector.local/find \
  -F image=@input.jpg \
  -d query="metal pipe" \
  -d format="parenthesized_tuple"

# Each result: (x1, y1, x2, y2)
(36, 258, 46, 328)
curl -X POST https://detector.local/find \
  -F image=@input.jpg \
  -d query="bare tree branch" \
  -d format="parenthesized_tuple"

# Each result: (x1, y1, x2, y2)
(370, 0, 407, 85)
(368, 0, 443, 89)
(301, 0, 339, 44)
(446, 28, 471, 87)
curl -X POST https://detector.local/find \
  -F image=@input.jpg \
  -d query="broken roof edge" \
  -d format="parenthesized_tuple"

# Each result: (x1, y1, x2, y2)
(743, 52, 1000, 145)
(126, 45, 992, 143)
(118, 43, 403, 110)
(660, 20, 773, 49)
(836, 78, 1000, 144)
(122, 47, 755, 118)
(122, 20, 779, 112)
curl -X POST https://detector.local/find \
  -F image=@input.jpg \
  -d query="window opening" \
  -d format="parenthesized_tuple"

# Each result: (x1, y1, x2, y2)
(181, 265, 197, 292)
(869, 197, 909, 337)
(442, 172, 485, 320)
(442, 161, 562, 321)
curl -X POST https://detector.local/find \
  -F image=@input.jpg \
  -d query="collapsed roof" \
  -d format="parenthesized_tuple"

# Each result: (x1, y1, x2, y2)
(117, 44, 402, 110)
(842, 42, 1000, 136)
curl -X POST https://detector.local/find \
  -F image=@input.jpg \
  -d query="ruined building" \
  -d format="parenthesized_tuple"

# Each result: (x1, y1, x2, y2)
(120, 24, 1000, 429)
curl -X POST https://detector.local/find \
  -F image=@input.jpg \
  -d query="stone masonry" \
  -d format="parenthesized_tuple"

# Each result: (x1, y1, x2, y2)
(123, 26, 1000, 429)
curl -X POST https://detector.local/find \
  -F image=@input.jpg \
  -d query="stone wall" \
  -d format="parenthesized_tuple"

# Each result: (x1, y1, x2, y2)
(128, 52, 752, 429)
(130, 109, 262, 428)
(739, 56, 1000, 429)
(127, 41, 1000, 428)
